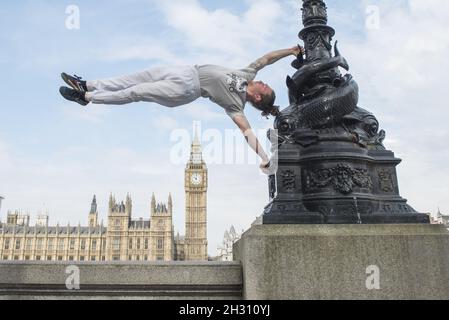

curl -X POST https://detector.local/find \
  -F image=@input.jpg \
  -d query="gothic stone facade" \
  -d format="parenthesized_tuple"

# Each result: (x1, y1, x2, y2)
(0, 137, 208, 262)
(0, 194, 180, 262)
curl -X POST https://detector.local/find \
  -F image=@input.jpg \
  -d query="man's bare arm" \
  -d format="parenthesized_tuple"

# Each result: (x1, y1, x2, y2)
(249, 46, 305, 71)
(232, 114, 269, 164)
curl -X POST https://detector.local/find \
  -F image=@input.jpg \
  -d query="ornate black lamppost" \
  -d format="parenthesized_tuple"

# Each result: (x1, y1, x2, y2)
(263, 0, 429, 224)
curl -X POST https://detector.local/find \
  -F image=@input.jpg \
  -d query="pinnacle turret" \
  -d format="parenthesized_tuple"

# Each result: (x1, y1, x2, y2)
(190, 124, 203, 164)
(151, 193, 156, 215)
(90, 195, 98, 214)
(168, 193, 173, 215)
(109, 194, 115, 210)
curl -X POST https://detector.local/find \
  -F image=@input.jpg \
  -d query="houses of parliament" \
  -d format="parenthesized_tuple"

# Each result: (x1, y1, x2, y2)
(0, 134, 208, 262)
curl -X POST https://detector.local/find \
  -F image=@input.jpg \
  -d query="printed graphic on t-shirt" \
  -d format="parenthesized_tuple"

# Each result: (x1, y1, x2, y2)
(226, 73, 247, 94)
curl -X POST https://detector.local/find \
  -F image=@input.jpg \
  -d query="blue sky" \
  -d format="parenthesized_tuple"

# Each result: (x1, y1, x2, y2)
(1, 0, 448, 255)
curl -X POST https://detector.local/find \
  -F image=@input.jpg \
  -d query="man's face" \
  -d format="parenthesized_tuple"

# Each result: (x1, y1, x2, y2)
(253, 81, 273, 100)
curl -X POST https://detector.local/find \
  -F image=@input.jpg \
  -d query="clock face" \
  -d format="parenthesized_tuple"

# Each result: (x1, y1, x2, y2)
(191, 173, 202, 185)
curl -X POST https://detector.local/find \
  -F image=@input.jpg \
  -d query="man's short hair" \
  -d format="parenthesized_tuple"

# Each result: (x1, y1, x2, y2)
(252, 91, 278, 117)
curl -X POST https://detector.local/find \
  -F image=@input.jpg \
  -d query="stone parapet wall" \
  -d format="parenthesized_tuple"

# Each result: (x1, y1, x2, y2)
(0, 261, 242, 300)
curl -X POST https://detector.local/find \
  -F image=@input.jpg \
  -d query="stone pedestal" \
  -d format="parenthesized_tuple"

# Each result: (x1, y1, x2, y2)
(233, 224, 449, 300)
(264, 141, 430, 224)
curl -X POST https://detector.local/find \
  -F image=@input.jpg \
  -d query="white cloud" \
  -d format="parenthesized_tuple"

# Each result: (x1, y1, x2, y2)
(156, 0, 283, 58)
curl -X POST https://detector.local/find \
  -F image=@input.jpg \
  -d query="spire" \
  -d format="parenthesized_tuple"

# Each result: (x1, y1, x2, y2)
(168, 193, 173, 215)
(190, 123, 203, 164)
(90, 195, 98, 214)
(230, 225, 236, 237)
(151, 193, 156, 204)
(109, 193, 114, 210)
(126, 193, 132, 216)
(89, 195, 99, 228)
(151, 193, 156, 214)
(193, 123, 201, 146)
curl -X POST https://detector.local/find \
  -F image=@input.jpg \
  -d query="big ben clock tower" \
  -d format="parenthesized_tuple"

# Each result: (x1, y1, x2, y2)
(185, 129, 208, 261)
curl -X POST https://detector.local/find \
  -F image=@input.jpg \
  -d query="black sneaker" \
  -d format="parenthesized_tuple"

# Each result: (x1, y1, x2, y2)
(59, 86, 89, 106)
(61, 73, 87, 92)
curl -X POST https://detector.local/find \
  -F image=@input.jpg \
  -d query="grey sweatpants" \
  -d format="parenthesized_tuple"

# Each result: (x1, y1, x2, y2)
(86, 65, 201, 107)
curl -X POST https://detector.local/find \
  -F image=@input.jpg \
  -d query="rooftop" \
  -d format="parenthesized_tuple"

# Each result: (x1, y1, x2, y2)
(129, 220, 151, 229)
(0, 225, 107, 235)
